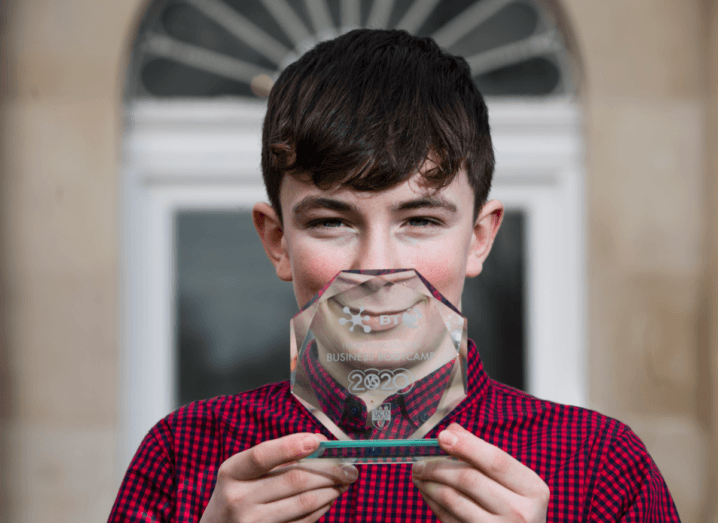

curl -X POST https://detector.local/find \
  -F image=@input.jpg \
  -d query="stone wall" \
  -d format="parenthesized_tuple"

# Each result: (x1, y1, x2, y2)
(0, 0, 145, 520)
(561, 1, 712, 520)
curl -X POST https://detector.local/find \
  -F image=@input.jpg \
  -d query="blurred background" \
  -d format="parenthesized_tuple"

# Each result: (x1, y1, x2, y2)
(1, 0, 717, 521)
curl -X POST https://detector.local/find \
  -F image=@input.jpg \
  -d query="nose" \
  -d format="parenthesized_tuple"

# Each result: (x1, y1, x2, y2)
(352, 227, 399, 271)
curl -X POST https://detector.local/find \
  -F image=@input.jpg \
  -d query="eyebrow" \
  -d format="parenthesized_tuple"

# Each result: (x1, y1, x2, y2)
(393, 195, 458, 214)
(292, 196, 357, 216)
(291, 194, 458, 217)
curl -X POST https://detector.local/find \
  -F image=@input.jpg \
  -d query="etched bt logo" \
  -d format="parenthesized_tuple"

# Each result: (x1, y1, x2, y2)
(339, 306, 371, 333)
(379, 307, 422, 328)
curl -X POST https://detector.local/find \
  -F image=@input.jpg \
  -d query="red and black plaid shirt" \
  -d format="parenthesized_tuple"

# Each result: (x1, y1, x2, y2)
(108, 339, 680, 522)
(304, 340, 454, 440)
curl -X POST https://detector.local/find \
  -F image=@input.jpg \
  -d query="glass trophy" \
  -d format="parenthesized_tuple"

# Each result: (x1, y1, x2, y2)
(290, 269, 468, 464)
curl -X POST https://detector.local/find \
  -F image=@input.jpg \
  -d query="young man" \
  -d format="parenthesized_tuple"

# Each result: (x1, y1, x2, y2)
(109, 29, 680, 522)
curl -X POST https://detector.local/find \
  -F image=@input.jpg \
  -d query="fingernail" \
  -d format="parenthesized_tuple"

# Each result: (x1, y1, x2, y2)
(413, 460, 426, 475)
(341, 465, 359, 481)
(439, 430, 458, 447)
(301, 435, 318, 453)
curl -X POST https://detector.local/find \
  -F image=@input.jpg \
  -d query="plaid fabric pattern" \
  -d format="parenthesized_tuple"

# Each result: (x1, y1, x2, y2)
(108, 340, 680, 522)
(304, 340, 454, 439)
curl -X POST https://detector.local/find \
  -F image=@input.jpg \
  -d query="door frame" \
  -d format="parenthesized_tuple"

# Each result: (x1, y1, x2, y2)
(118, 98, 586, 472)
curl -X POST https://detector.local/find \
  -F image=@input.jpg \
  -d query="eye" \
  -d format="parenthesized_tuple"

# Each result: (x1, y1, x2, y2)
(309, 217, 345, 228)
(406, 217, 440, 227)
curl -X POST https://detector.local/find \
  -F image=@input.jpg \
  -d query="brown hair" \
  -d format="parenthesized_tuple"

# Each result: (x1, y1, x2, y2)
(262, 29, 494, 223)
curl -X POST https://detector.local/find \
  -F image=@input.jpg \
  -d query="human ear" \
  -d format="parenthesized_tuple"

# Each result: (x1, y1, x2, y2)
(465, 199, 504, 278)
(252, 202, 292, 281)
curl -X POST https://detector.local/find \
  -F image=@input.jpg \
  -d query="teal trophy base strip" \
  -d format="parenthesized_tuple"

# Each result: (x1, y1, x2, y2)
(304, 439, 446, 464)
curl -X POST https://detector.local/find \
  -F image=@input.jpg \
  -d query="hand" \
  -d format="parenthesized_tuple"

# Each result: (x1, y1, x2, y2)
(200, 433, 358, 523)
(412, 424, 549, 523)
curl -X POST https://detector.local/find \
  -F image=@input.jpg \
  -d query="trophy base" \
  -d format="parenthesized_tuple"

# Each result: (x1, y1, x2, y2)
(304, 439, 446, 464)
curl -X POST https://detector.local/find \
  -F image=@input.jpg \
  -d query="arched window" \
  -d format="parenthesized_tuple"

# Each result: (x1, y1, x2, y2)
(126, 0, 574, 99)
(121, 0, 584, 469)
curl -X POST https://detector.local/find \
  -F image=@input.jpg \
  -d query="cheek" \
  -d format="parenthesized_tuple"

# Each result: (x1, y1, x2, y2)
(415, 264, 465, 306)
(409, 244, 468, 307)
(290, 246, 347, 306)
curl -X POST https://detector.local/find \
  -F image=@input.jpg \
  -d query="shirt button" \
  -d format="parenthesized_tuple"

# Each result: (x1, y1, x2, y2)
(419, 413, 429, 423)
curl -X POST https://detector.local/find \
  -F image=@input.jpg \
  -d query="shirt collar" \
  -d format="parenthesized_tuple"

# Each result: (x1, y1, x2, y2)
(302, 339, 487, 437)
